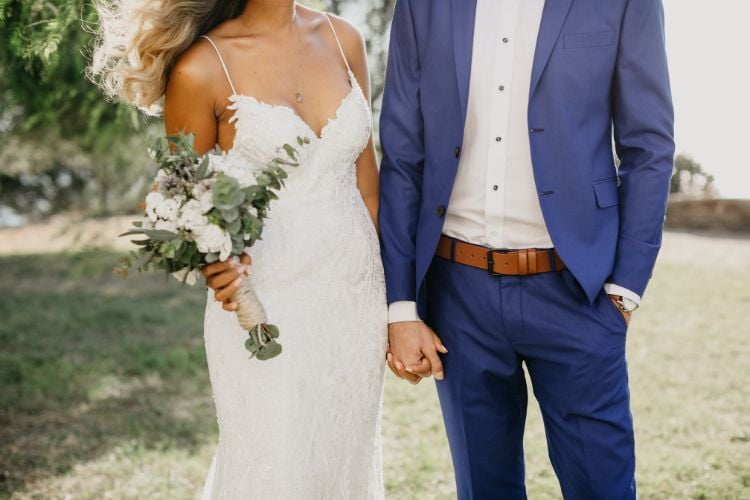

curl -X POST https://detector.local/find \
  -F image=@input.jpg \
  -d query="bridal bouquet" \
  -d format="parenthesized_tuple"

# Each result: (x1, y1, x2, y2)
(115, 133, 308, 361)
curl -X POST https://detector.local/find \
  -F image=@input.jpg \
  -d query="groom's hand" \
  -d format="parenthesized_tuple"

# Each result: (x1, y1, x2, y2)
(608, 295, 633, 325)
(387, 321, 448, 383)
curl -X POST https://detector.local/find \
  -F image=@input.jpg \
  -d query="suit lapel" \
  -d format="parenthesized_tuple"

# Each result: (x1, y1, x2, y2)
(451, 0, 477, 123)
(530, 0, 574, 94)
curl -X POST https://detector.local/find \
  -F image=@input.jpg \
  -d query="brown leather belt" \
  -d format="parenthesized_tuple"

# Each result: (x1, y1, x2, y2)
(436, 235, 566, 276)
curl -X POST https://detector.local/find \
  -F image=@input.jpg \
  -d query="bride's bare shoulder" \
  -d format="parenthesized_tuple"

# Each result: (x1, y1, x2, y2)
(167, 36, 228, 101)
(304, 8, 367, 75)
(300, 7, 365, 48)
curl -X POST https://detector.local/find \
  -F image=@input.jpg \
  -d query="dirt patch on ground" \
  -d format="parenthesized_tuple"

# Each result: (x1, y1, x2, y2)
(1, 215, 749, 269)
(0, 215, 135, 255)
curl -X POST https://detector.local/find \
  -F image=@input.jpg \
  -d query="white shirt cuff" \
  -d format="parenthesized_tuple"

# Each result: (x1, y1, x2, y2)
(388, 301, 422, 323)
(603, 283, 641, 306)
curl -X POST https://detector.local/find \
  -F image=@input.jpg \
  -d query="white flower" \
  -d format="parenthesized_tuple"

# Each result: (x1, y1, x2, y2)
(146, 191, 181, 222)
(208, 153, 259, 189)
(140, 216, 155, 230)
(145, 191, 164, 222)
(177, 200, 209, 231)
(155, 197, 180, 221)
(188, 181, 215, 214)
(171, 267, 201, 286)
(194, 223, 233, 261)
(154, 219, 178, 232)
(155, 169, 169, 185)
(199, 190, 214, 214)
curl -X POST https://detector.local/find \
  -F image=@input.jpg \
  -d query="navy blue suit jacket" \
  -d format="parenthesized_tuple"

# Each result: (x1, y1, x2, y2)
(379, 0, 675, 317)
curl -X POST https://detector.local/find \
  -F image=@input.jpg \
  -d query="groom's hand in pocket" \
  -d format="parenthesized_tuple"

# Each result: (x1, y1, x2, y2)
(387, 321, 448, 383)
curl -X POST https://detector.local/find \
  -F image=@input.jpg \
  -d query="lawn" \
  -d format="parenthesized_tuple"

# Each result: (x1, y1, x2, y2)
(1, 232, 749, 499)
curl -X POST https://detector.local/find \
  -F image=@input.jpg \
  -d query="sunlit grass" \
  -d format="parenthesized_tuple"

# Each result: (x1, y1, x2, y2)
(1, 242, 748, 499)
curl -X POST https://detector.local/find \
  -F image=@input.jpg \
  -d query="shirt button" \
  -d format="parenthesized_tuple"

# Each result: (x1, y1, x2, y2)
(495, 136, 502, 142)
(502, 37, 509, 43)
(498, 85, 505, 91)
(493, 185, 499, 191)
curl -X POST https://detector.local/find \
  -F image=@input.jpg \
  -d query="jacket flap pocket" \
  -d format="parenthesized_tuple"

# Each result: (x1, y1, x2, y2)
(564, 31, 616, 49)
(593, 178, 619, 208)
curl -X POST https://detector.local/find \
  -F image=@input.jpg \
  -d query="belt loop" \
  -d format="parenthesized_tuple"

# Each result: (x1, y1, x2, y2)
(528, 249, 538, 274)
(547, 250, 556, 271)
(450, 237, 456, 261)
(518, 249, 529, 276)
(554, 251, 565, 271)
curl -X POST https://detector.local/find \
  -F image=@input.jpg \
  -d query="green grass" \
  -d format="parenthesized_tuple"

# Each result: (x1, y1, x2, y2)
(1, 246, 748, 499)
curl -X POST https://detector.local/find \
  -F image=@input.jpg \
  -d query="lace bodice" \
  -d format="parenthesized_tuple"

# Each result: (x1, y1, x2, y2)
(227, 72, 370, 167)
(224, 71, 371, 199)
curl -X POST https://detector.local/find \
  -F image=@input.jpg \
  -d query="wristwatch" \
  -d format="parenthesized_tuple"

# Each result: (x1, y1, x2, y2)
(612, 295, 639, 314)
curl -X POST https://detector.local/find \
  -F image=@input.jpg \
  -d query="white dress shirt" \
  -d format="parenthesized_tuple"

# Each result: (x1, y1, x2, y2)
(388, 0, 640, 323)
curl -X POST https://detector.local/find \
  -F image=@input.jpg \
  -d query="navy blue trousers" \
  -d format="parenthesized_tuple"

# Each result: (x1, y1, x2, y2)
(425, 256, 637, 500)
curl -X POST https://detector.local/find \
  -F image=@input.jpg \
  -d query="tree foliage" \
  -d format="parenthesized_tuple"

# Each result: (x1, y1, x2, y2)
(0, 0, 140, 144)
(0, 0, 397, 219)
(0, 0, 152, 216)
(671, 154, 717, 199)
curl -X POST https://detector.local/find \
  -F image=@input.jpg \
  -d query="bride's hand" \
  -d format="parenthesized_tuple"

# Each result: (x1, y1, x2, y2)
(387, 321, 448, 384)
(202, 253, 252, 312)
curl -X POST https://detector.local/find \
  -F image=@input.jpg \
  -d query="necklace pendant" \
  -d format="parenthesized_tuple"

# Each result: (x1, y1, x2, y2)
(295, 92, 304, 103)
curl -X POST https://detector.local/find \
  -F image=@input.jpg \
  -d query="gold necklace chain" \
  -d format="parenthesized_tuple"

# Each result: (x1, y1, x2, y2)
(255, 15, 307, 103)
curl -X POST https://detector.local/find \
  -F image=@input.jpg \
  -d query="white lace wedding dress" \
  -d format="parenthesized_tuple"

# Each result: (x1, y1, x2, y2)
(199, 17, 388, 500)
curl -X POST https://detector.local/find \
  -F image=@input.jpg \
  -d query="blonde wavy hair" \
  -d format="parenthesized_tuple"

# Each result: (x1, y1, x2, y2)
(88, 0, 247, 115)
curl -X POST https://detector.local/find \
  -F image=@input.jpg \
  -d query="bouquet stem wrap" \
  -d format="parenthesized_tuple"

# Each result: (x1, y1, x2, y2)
(232, 274, 267, 329)
(233, 274, 282, 360)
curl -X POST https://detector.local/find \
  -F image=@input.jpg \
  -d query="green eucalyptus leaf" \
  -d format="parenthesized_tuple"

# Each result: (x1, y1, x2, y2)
(282, 144, 297, 160)
(222, 208, 240, 223)
(255, 174, 271, 187)
(251, 326, 263, 347)
(120, 228, 179, 241)
(245, 336, 260, 354)
(263, 324, 280, 339)
(226, 217, 242, 235)
(133, 250, 154, 270)
(197, 156, 210, 178)
(256, 341, 282, 361)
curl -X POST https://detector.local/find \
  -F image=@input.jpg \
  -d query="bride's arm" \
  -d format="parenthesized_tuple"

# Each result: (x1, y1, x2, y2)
(163, 42, 223, 155)
(330, 16, 380, 234)
(164, 42, 250, 311)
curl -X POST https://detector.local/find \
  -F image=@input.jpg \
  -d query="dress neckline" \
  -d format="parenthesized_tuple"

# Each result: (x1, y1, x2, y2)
(228, 69, 361, 141)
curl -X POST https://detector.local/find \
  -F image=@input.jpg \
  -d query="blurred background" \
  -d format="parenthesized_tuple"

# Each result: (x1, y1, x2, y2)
(1, 1, 748, 499)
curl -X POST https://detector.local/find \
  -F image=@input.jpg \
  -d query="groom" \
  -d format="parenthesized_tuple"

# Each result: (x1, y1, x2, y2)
(379, 0, 673, 498)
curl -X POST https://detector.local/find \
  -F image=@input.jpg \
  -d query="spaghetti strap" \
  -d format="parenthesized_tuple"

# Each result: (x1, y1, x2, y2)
(324, 13, 352, 76)
(201, 35, 238, 96)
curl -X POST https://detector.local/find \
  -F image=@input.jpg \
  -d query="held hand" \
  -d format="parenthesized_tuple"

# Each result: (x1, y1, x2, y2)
(202, 253, 252, 312)
(608, 294, 632, 325)
(386, 321, 448, 384)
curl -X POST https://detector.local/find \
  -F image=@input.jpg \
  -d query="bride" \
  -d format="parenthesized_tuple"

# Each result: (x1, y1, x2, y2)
(90, 1, 389, 497)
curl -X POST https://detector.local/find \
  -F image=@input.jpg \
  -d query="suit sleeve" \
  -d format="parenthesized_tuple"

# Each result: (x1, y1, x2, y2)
(610, 0, 675, 297)
(378, 0, 425, 304)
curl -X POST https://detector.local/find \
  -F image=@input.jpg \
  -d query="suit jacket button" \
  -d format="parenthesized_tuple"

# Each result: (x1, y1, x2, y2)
(454, 147, 461, 159)
(436, 205, 446, 217)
